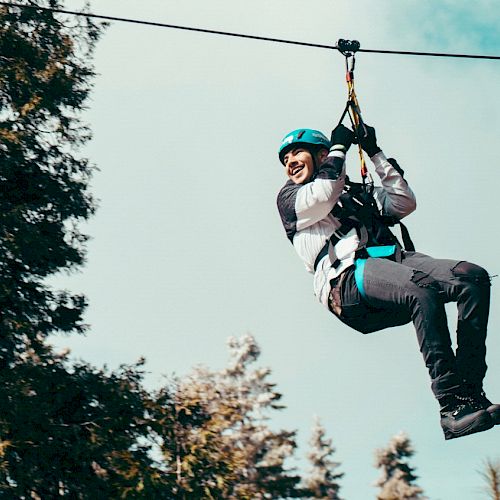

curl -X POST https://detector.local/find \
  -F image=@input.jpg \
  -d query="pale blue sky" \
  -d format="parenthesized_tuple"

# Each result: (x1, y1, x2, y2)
(52, 1, 500, 498)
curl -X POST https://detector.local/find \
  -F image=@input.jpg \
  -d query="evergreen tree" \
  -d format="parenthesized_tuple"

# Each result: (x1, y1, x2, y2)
(0, 3, 174, 497)
(374, 432, 426, 500)
(480, 459, 500, 500)
(154, 334, 303, 499)
(0, 354, 171, 498)
(153, 367, 245, 498)
(0, 0, 102, 363)
(303, 416, 343, 499)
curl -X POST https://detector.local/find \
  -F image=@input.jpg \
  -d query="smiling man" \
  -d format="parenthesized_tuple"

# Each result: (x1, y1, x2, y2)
(276, 124, 500, 440)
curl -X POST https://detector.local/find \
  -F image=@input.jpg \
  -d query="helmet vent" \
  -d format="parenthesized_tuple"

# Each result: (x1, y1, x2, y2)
(297, 130, 305, 139)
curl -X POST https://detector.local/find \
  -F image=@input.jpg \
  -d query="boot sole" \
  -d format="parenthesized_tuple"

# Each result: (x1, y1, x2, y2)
(442, 411, 494, 440)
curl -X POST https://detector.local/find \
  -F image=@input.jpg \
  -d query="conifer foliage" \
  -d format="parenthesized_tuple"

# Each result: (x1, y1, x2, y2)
(0, 0, 101, 362)
(0, 356, 169, 498)
(303, 416, 343, 499)
(374, 432, 426, 500)
(154, 334, 303, 499)
(0, 3, 167, 497)
(480, 458, 500, 500)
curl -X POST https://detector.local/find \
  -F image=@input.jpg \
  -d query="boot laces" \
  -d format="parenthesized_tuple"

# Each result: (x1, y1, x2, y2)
(457, 394, 484, 412)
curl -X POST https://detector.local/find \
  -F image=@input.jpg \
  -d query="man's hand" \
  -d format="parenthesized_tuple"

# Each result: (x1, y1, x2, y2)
(330, 124, 355, 152)
(356, 124, 381, 157)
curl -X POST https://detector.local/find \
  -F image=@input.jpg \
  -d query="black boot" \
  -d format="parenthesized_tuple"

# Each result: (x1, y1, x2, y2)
(468, 391, 500, 425)
(439, 394, 493, 440)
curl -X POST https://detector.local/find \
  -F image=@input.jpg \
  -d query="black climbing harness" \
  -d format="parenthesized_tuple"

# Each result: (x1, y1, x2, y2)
(313, 176, 415, 271)
(313, 39, 416, 273)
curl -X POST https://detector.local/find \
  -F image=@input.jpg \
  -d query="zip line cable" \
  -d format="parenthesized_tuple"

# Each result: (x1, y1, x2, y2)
(1, 1, 500, 61)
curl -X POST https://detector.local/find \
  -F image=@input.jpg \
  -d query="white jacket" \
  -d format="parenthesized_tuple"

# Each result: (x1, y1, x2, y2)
(276, 150, 417, 307)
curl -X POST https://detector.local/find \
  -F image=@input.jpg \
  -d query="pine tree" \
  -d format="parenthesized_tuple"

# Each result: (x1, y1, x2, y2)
(480, 459, 500, 500)
(374, 432, 426, 500)
(223, 335, 301, 499)
(0, 351, 173, 498)
(0, 3, 174, 497)
(0, 0, 102, 361)
(153, 367, 244, 498)
(154, 334, 303, 499)
(303, 416, 343, 499)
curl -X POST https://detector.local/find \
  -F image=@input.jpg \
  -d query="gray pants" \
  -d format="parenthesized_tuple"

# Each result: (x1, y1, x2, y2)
(329, 251, 491, 400)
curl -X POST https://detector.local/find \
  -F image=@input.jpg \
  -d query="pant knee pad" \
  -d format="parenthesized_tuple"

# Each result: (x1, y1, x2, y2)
(452, 261, 490, 286)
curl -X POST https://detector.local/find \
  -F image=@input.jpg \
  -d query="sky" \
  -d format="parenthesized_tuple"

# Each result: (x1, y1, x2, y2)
(49, 1, 500, 498)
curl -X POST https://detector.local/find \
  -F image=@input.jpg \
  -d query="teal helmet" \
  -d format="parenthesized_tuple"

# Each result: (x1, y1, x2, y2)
(278, 128, 330, 164)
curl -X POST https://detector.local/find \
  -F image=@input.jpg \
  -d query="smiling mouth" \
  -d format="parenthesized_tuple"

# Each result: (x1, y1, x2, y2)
(291, 166, 304, 176)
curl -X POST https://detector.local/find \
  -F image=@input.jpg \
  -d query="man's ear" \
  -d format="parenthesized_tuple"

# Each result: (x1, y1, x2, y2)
(316, 148, 329, 164)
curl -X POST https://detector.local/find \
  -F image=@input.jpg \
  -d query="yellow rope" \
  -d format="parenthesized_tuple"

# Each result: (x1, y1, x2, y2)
(346, 77, 367, 179)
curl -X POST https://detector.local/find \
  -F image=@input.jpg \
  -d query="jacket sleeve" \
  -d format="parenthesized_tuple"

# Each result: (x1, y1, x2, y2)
(371, 151, 417, 220)
(277, 152, 346, 241)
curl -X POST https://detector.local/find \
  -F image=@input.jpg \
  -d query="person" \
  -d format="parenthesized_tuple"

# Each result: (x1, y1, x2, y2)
(276, 124, 500, 440)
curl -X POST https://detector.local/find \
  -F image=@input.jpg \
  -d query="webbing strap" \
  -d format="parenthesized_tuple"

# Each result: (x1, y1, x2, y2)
(354, 258, 367, 299)
(355, 245, 398, 299)
(399, 222, 415, 252)
(313, 219, 357, 271)
(313, 242, 330, 271)
(366, 245, 396, 258)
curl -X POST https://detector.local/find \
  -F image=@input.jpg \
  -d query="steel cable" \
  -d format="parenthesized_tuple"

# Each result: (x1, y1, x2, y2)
(0, 1, 499, 61)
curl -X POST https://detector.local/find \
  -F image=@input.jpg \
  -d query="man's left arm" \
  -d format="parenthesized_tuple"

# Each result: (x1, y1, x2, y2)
(371, 152, 417, 219)
(357, 124, 416, 219)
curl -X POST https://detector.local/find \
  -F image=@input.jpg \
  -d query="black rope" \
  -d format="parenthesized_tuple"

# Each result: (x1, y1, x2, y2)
(359, 47, 500, 60)
(1, 1, 499, 61)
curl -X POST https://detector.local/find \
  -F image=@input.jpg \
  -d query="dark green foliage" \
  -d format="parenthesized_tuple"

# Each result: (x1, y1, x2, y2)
(0, 0, 102, 364)
(0, 356, 172, 498)
(0, 3, 173, 497)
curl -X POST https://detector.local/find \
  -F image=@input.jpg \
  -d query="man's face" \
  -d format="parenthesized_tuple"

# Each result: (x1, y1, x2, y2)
(283, 147, 315, 185)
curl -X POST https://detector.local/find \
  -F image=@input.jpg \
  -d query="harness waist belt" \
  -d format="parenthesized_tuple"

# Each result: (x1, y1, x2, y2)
(355, 245, 397, 298)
